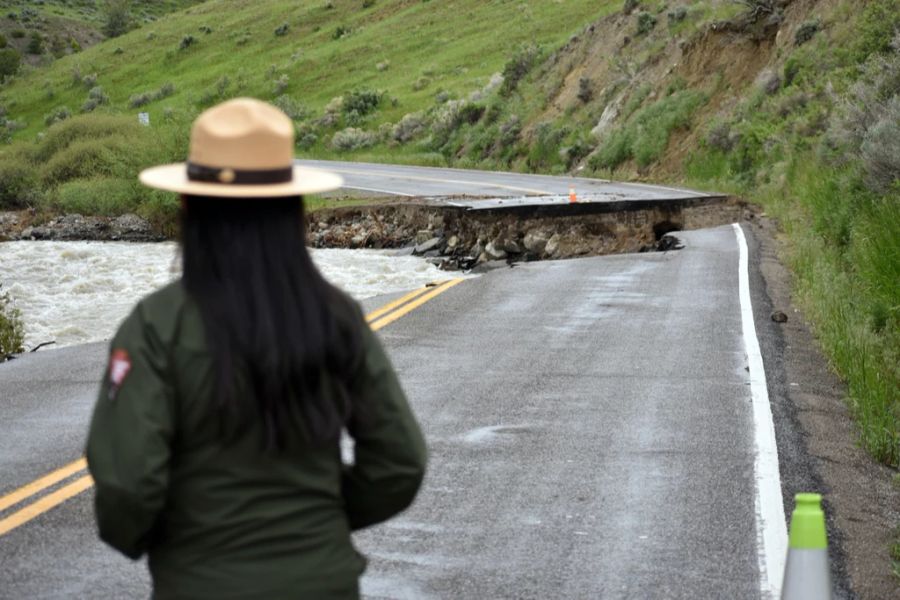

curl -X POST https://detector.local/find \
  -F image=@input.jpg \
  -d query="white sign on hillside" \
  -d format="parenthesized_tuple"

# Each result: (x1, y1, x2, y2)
(138, 112, 150, 126)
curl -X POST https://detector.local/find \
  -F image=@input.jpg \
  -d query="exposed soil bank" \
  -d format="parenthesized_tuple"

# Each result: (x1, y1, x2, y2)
(308, 196, 748, 269)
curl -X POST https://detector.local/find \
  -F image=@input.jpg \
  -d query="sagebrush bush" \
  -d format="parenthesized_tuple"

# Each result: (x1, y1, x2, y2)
(274, 23, 289, 37)
(860, 97, 900, 194)
(391, 112, 426, 143)
(330, 127, 376, 151)
(44, 106, 71, 126)
(500, 44, 540, 97)
(81, 86, 109, 113)
(273, 95, 309, 120)
(794, 19, 820, 47)
(343, 89, 383, 116)
(636, 11, 657, 35)
(129, 82, 175, 108)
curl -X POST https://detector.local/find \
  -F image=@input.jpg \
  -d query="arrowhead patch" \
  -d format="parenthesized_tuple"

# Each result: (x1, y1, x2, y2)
(108, 349, 132, 400)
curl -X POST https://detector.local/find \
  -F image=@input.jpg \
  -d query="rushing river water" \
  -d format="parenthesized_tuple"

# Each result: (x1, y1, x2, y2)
(0, 241, 448, 349)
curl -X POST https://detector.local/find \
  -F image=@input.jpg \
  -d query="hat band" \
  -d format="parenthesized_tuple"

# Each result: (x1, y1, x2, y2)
(187, 162, 293, 185)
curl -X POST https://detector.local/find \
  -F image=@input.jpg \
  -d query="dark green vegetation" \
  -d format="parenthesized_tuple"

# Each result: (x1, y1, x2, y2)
(0, 0, 896, 473)
(0, 282, 24, 359)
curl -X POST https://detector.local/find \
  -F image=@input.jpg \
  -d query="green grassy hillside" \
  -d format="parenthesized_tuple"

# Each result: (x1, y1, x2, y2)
(0, 1, 204, 67)
(1, 0, 616, 140)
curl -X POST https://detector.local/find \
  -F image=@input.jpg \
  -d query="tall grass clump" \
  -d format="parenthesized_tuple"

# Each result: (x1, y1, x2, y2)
(592, 89, 707, 170)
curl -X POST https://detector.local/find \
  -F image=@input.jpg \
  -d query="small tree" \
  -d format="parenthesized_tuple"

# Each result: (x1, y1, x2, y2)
(103, 0, 131, 39)
(27, 31, 44, 55)
(0, 48, 21, 80)
(0, 284, 25, 359)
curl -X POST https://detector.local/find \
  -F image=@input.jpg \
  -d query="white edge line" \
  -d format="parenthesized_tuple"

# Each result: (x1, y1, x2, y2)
(339, 185, 416, 198)
(733, 223, 787, 599)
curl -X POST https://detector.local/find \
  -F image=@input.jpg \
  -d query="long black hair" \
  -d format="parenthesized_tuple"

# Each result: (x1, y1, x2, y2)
(180, 195, 364, 450)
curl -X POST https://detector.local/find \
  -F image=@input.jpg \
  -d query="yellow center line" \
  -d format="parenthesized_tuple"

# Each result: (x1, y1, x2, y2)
(0, 278, 466, 538)
(0, 458, 87, 513)
(370, 279, 464, 331)
(365, 285, 434, 323)
(0, 475, 94, 537)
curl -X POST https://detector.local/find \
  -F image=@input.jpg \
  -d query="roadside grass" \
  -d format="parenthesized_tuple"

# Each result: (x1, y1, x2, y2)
(714, 153, 900, 467)
(0, 282, 25, 359)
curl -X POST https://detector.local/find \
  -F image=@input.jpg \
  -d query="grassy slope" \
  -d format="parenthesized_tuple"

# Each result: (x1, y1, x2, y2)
(1, 0, 616, 138)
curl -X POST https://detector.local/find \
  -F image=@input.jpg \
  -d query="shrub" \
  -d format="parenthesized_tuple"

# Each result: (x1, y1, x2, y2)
(0, 34, 7, 48)
(412, 76, 430, 91)
(706, 121, 739, 152)
(376, 60, 390, 71)
(527, 122, 566, 170)
(852, 0, 900, 62)
(391, 112, 426, 143)
(274, 23, 289, 37)
(577, 77, 593, 103)
(0, 285, 25, 359)
(0, 154, 38, 208)
(27, 32, 43, 55)
(500, 44, 540, 96)
(271, 73, 290, 95)
(199, 25, 213, 34)
(667, 6, 688, 24)
(273, 95, 309, 120)
(10, 30, 25, 39)
(623, 0, 640, 15)
(44, 106, 72, 126)
(860, 97, 900, 195)
(343, 89, 383, 116)
(0, 48, 21, 80)
(81, 86, 110, 113)
(81, 72, 98, 88)
(179, 35, 196, 50)
(128, 82, 175, 108)
(103, 0, 131, 38)
(794, 19, 820, 46)
(297, 132, 318, 149)
(636, 11, 657, 35)
(330, 127, 376, 151)
(333, 25, 350, 40)
(363, 0, 376, 8)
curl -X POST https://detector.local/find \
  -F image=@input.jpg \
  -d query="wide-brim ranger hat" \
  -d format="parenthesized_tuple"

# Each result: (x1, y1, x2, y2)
(139, 98, 343, 197)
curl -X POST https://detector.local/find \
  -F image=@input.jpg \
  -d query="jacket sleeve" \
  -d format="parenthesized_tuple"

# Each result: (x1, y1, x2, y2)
(85, 303, 175, 559)
(342, 325, 427, 530)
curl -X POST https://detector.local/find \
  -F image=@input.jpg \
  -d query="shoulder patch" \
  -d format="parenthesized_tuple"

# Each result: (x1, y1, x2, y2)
(108, 349, 132, 400)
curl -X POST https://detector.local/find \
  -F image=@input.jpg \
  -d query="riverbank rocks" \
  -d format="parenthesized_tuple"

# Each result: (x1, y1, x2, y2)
(4, 212, 162, 242)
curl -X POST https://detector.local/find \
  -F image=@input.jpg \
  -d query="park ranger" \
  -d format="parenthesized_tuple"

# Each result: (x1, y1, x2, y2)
(86, 98, 427, 599)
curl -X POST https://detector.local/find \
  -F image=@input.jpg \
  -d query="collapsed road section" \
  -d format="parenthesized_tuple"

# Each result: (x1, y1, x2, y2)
(308, 193, 746, 270)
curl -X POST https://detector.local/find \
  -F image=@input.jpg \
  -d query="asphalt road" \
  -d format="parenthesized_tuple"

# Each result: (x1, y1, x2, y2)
(0, 224, 790, 598)
(298, 159, 716, 204)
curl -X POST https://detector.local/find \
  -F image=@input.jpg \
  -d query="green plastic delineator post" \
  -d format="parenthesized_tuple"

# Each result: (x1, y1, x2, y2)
(788, 493, 828, 549)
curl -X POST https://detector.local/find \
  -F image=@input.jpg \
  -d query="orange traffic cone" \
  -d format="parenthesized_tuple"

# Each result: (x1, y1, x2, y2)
(568, 185, 577, 203)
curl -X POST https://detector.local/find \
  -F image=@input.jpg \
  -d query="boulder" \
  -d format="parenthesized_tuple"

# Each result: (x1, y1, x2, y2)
(523, 230, 549, 254)
(414, 236, 443, 255)
(545, 233, 561, 257)
(484, 241, 507, 260)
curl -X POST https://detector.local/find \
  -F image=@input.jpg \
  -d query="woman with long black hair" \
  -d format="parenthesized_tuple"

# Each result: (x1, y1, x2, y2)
(86, 99, 426, 599)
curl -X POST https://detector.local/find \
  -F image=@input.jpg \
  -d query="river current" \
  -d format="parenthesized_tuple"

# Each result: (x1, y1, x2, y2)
(0, 241, 447, 349)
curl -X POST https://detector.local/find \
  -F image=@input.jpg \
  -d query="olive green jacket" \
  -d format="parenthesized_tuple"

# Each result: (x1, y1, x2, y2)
(86, 281, 427, 599)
